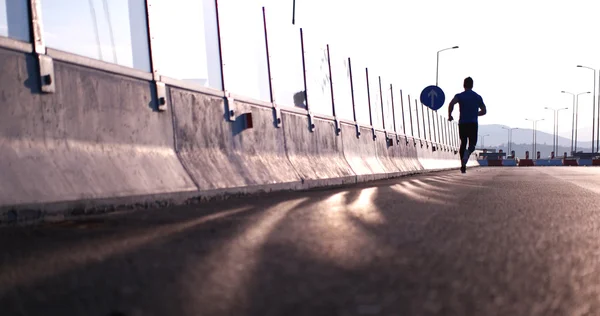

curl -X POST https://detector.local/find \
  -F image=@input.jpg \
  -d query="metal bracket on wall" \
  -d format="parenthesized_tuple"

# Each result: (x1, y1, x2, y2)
(355, 124, 361, 138)
(155, 80, 167, 112)
(273, 105, 282, 128)
(146, 0, 167, 112)
(384, 131, 392, 147)
(372, 127, 377, 141)
(38, 54, 55, 93)
(224, 91, 236, 122)
(334, 119, 341, 135)
(385, 132, 394, 147)
(308, 111, 316, 132)
(29, 0, 55, 94)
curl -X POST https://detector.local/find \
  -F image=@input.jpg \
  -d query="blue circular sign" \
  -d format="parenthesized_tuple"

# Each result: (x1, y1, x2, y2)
(420, 85, 446, 111)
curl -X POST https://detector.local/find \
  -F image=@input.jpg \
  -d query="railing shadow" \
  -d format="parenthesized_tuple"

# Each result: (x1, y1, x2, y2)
(0, 170, 562, 316)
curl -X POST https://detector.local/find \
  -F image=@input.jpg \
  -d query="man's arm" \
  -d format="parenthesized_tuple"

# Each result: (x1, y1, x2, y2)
(478, 98, 487, 116)
(448, 95, 458, 121)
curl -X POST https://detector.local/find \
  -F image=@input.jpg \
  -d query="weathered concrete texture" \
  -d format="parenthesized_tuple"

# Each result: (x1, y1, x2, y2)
(398, 137, 424, 172)
(339, 123, 387, 181)
(170, 88, 300, 190)
(281, 113, 355, 187)
(373, 130, 402, 176)
(0, 50, 196, 206)
(0, 47, 476, 220)
(383, 136, 413, 173)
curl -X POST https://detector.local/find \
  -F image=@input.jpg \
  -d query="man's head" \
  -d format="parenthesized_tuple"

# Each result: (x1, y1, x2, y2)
(463, 77, 474, 90)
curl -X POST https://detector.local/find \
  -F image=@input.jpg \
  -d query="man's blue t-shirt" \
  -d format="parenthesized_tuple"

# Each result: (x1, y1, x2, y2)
(455, 90, 485, 124)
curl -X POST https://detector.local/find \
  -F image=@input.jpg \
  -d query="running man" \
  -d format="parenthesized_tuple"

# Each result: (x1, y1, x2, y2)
(448, 77, 487, 173)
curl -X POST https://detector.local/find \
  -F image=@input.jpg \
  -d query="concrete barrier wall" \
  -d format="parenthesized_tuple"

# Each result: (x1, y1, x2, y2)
(281, 112, 355, 187)
(374, 130, 403, 176)
(417, 142, 478, 170)
(388, 136, 423, 173)
(578, 159, 593, 166)
(169, 88, 301, 191)
(533, 159, 563, 166)
(339, 123, 388, 181)
(417, 142, 457, 170)
(0, 49, 196, 208)
(0, 46, 475, 220)
(503, 160, 517, 166)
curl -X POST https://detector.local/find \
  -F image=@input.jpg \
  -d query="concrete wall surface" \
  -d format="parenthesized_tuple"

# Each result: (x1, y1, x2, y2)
(373, 130, 403, 177)
(384, 136, 422, 174)
(339, 124, 388, 182)
(0, 46, 475, 222)
(281, 112, 355, 187)
(0, 49, 196, 209)
(170, 88, 300, 191)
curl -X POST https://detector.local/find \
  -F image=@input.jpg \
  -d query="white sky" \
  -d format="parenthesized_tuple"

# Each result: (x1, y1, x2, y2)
(297, 0, 600, 140)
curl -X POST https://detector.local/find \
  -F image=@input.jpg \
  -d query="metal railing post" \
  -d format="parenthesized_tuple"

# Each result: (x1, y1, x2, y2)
(348, 58, 360, 138)
(262, 7, 281, 127)
(390, 84, 399, 143)
(299, 28, 315, 132)
(421, 102, 428, 146)
(326, 44, 341, 135)
(365, 68, 375, 140)
(28, 0, 55, 94)
(408, 96, 415, 142)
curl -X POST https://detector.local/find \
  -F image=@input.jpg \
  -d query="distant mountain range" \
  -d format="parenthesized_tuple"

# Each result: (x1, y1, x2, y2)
(478, 124, 592, 158)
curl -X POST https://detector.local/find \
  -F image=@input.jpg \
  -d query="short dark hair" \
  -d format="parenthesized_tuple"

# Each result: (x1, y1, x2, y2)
(464, 77, 473, 89)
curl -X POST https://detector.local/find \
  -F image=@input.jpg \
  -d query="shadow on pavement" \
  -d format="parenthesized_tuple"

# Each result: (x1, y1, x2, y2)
(0, 169, 585, 316)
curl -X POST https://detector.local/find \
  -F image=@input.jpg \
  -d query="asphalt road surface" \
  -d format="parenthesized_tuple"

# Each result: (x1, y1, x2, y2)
(3, 167, 600, 316)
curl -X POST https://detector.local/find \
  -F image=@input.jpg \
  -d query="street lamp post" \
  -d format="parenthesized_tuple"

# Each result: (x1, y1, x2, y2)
(574, 91, 591, 153)
(562, 91, 590, 153)
(562, 91, 589, 154)
(502, 127, 519, 153)
(544, 107, 569, 154)
(502, 127, 510, 153)
(479, 134, 490, 148)
(436, 46, 459, 87)
(577, 65, 597, 152)
(526, 118, 544, 156)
